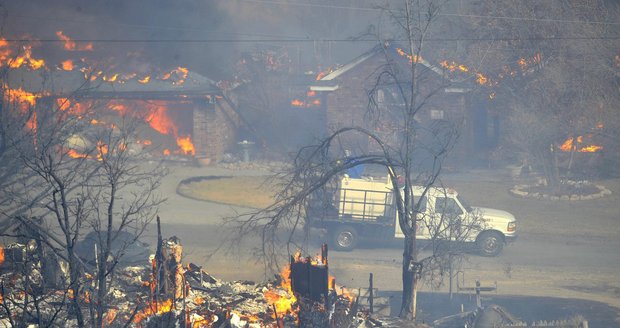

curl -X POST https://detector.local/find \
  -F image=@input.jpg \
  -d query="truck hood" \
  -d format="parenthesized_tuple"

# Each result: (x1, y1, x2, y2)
(472, 206, 516, 224)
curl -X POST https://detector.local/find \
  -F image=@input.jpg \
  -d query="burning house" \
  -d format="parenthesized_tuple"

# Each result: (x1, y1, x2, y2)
(3, 43, 240, 164)
(306, 42, 496, 166)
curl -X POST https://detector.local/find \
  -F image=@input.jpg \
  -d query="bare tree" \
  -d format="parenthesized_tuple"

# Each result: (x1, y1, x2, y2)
(225, 1, 488, 321)
(79, 118, 164, 328)
(463, 0, 620, 186)
(0, 68, 165, 327)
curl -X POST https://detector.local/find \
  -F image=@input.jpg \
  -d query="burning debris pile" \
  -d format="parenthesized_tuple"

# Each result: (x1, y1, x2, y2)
(0, 226, 395, 327)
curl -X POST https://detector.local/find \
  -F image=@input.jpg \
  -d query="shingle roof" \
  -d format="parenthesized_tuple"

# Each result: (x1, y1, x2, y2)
(311, 42, 463, 90)
(6, 67, 221, 99)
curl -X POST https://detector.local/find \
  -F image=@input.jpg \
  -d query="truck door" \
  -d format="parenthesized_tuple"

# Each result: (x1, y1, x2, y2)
(429, 196, 465, 240)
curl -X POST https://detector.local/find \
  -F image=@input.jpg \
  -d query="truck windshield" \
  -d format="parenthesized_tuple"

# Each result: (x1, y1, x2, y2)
(457, 194, 473, 212)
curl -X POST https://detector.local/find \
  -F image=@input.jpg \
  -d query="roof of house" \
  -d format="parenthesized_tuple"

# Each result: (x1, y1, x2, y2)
(7, 67, 221, 100)
(310, 42, 468, 92)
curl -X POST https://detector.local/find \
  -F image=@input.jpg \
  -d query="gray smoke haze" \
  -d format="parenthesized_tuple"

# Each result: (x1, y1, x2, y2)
(1, 0, 389, 79)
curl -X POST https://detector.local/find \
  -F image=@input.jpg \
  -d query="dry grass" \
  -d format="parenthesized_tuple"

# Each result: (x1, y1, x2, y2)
(177, 176, 279, 209)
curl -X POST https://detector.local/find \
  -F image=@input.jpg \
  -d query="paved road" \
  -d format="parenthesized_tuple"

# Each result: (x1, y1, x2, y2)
(151, 164, 620, 313)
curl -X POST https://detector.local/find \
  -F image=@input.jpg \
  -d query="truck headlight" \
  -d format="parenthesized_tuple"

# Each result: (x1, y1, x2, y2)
(507, 222, 516, 232)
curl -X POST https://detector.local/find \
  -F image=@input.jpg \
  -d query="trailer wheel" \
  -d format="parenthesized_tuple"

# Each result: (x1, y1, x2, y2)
(476, 231, 504, 257)
(332, 226, 358, 251)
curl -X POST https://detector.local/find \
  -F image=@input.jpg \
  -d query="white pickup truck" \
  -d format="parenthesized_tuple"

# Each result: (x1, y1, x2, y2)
(306, 175, 517, 256)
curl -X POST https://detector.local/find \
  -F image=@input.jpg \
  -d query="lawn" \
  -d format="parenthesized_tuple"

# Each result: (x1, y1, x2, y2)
(177, 173, 620, 239)
(177, 176, 279, 209)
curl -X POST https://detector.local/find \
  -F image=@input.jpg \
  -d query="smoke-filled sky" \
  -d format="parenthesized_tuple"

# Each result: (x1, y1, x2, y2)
(1, 0, 397, 79)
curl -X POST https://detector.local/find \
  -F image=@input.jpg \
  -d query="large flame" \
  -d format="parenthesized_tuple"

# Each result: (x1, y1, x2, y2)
(107, 100, 196, 156)
(0, 246, 4, 267)
(145, 104, 177, 136)
(264, 265, 297, 320)
(1, 35, 196, 157)
(3, 45, 46, 70)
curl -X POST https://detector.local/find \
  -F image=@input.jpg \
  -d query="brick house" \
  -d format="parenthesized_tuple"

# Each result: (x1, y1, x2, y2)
(309, 42, 487, 166)
(9, 68, 240, 163)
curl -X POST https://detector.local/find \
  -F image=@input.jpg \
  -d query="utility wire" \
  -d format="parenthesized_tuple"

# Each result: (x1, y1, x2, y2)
(239, 0, 620, 26)
(7, 2, 620, 34)
(2, 36, 619, 43)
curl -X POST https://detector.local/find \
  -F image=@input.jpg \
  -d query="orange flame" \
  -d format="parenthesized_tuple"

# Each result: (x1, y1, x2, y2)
(0, 38, 45, 70)
(103, 73, 119, 82)
(192, 315, 212, 327)
(56, 98, 87, 115)
(264, 265, 297, 320)
(396, 47, 420, 64)
(7, 88, 38, 107)
(55, 31, 94, 51)
(133, 299, 174, 324)
(145, 105, 177, 136)
(476, 73, 488, 85)
(0, 38, 11, 62)
(67, 149, 89, 159)
(10, 45, 45, 70)
(440, 60, 469, 73)
(161, 66, 189, 85)
(0, 247, 4, 266)
(559, 135, 603, 153)
(60, 59, 74, 71)
(103, 309, 118, 326)
(291, 99, 304, 107)
(176, 136, 195, 156)
(108, 102, 129, 115)
(440, 60, 490, 85)
(138, 76, 151, 84)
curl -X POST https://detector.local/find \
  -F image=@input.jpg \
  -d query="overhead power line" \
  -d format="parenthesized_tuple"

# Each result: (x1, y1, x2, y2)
(3, 36, 619, 43)
(239, 0, 620, 26)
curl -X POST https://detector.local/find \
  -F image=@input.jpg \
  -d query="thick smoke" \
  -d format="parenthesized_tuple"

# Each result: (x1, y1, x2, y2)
(2, 0, 383, 79)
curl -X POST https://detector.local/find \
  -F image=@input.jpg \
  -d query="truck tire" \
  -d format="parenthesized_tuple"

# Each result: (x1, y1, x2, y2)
(477, 231, 504, 257)
(332, 226, 358, 251)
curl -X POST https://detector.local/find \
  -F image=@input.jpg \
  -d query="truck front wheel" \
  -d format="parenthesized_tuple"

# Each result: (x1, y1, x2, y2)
(477, 231, 504, 257)
(332, 226, 358, 251)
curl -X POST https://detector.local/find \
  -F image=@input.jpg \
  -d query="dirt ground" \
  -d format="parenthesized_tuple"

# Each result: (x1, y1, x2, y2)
(151, 163, 620, 325)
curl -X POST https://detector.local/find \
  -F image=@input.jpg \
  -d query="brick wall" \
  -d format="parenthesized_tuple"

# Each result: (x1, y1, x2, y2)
(324, 55, 471, 159)
(193, 98, 239, 163)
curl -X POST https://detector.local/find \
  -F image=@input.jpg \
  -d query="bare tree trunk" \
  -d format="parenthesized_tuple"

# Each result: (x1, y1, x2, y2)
(400, 235, 417, 319)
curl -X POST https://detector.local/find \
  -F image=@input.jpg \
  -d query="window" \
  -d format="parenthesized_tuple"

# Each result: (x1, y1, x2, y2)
(435, 197, 463, 215)
(430, 109, 445, 120)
